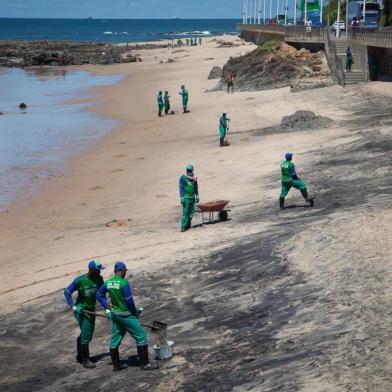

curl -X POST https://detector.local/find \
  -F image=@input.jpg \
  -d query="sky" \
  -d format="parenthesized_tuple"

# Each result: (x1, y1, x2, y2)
(0, 0, 242, 19)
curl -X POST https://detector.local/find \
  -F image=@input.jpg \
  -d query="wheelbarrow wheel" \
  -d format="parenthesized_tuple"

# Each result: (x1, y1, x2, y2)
(218, 210, 228, 221)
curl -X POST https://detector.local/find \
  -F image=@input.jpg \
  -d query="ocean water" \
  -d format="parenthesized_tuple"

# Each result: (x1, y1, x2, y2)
(0, 18, 241, 43)
(0, 68, 123, 210)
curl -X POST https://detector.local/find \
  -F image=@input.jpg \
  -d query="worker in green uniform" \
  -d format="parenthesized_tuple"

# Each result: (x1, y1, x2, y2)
(157, 91, 164, 117)
(96, 261, 158, 371)
(199, 37, 202, 45)
(186, 38, 189, 46)
(219, 113, 230, 147)
(164, 91, 171, 115)
(179, 164, 199, 232)
(279, 152, 314, 210)
(179, 85, 189, 113)
(64, 260, 105, 369)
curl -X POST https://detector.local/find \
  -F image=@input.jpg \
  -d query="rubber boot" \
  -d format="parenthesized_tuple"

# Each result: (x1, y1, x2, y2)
(137, 345, 158, 370)
(219, 137, 224, 147)
(110, 348, 128, 372)
(81, 344, 96, 369)
(301, 189, 314, 207)
(76, 336, 82, 363)
(279, 197, 285, 210)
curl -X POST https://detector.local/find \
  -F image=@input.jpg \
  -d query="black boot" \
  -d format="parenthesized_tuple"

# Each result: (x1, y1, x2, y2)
(279, 197, 285, 210)
(76, 336, 82, 363)
(137, 345, 158, 370)
(81, 344, 96, 369)
(110, 348, 128, 372)
(301, 189, 314, 207)
(219, 137, 224, 147)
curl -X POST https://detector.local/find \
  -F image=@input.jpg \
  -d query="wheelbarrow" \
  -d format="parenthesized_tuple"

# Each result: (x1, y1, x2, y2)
(197, 200, 230, 224)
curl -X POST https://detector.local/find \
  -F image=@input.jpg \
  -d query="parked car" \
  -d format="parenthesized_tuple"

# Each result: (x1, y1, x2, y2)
(331, 20, 346, 31)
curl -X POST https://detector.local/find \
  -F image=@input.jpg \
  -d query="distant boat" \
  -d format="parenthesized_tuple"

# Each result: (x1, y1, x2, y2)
(88, 16, 94, 20)
(172, 17, 180, 20)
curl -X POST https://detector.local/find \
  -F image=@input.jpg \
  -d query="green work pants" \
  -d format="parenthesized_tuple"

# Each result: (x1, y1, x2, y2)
(181, 197, 196, 230)
(74, 311, 95, 345)
(110, 313, 147, 349)
(280, 179, 306, 198)
(219, 125, 226, 139)
(182, 98, 188, 110)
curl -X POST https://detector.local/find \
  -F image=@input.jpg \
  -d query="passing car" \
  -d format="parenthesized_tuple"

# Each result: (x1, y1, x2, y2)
(331, 20, 346, 31)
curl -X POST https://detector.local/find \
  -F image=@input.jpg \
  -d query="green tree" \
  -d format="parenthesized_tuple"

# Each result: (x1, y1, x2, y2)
(382, 0, 392, 26)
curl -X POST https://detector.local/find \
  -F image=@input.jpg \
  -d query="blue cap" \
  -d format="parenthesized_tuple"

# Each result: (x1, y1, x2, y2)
(114, 261, 127, 271)
(186, 164, 193, 173)
(285, 152, 293, 160)
(88, 260, 105, 270)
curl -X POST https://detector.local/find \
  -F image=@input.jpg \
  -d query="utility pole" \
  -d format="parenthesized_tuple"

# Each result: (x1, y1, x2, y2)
(294, 0, 297, 24)
(264, 0, 266, 23)
(337, 0, 341, 37)
(304, 0, 308, 23)
(254, 0, 257, 23)
(277, 0, 280, 19)
(284, 0, 289, 23)
(270, 0, 272, 21)
(320, 0, 323, 24)
(258, 0, 262, 23)
(346, 0, 349, 36)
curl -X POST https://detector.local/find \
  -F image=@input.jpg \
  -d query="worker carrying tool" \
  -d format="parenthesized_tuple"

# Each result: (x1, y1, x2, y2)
(96, 261, 158, 371)
(179, 164, 199, 232)
(179, 85, 189, 113)
(64, 260, 105, 369)
(279, 152, 314, 210)
(164, 91, 171, 115)
(157, 91, 164, 117)
(219, 113, 230, 147)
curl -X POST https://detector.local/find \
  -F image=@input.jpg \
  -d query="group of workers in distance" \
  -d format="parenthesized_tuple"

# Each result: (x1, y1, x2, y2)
(176, 37, 202, 47)
(157, 85, 189, 116)
(64, 260, 158, 372)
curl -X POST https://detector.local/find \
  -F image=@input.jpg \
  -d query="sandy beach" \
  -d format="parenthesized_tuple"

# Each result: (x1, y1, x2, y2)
(2, 35, 392, 391)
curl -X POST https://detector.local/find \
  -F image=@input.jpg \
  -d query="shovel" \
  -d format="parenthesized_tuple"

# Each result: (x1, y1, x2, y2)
(82, 309, 167, 332)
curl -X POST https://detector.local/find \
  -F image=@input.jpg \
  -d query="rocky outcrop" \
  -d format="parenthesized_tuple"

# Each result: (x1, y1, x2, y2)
(215, 41, 331, 92)
(281, 110, 333, 130)
(208, 66, 223, 79)
(0, 40, 143, 68)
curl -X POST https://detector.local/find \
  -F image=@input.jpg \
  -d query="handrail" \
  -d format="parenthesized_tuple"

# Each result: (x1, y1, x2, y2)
(326, 28, 345, 86)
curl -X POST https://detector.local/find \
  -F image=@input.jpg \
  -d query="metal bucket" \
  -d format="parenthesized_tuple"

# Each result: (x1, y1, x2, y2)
(153, 340, 174, 360)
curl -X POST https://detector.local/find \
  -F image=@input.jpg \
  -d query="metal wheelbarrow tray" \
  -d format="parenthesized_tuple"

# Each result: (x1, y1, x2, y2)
(197, 200, 230, 223)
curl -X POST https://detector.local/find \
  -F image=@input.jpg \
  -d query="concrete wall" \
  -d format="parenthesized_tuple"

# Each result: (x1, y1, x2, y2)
(368, 46, 392, 81)
(239, 25, 285, 45)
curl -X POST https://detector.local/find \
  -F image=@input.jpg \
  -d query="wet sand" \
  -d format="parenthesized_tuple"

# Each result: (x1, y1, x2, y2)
(1, 36, 392, 391)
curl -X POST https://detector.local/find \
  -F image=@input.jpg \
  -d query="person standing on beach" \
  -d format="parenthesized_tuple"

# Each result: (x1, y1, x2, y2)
(199, 37, 202, 45)
(179, 85, 189, 113)
(279, 152, 314, 210)
(179, 165, 199, 232)
(164, 91, 171, 115)
(96, 262, 158, 371)
(157, 91, 164, 117)
(219, 113, 230, 147)
(186, 38, 189, 46)
(64, 260, 105, 369)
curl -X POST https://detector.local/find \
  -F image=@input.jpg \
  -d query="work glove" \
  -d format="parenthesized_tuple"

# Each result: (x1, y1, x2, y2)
(105, 309, 113, 320)
(181, 197, 185, 205)
(136, 307, 144, 318)
(72, 305, 82, 314)
(195, 196, 200, 203)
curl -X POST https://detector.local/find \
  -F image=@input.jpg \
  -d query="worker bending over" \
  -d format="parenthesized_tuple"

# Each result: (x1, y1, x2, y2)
(96, 262, 158, 371)
(280, 152, 314, 209)
(64, 260, 105, 369)
(179, 165, 199, 232)
(219, 113, 230, 147)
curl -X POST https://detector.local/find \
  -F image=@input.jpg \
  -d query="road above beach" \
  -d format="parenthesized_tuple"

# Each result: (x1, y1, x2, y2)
(1, 36, 392, 391)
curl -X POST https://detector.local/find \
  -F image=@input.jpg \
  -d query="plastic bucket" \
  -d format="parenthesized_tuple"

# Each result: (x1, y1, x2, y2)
(153, 340, 174, 360)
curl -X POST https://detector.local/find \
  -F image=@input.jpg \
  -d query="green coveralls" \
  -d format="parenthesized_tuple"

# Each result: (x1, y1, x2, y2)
(72, 275, 103, 344)
(280, 160, 306, 198)
(157, 94, 164, 116)
(164, 94, 170, 114)
(180, 174, 198, 230)
(104, 276, 147, 349)
(181, 89, 189, 111)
